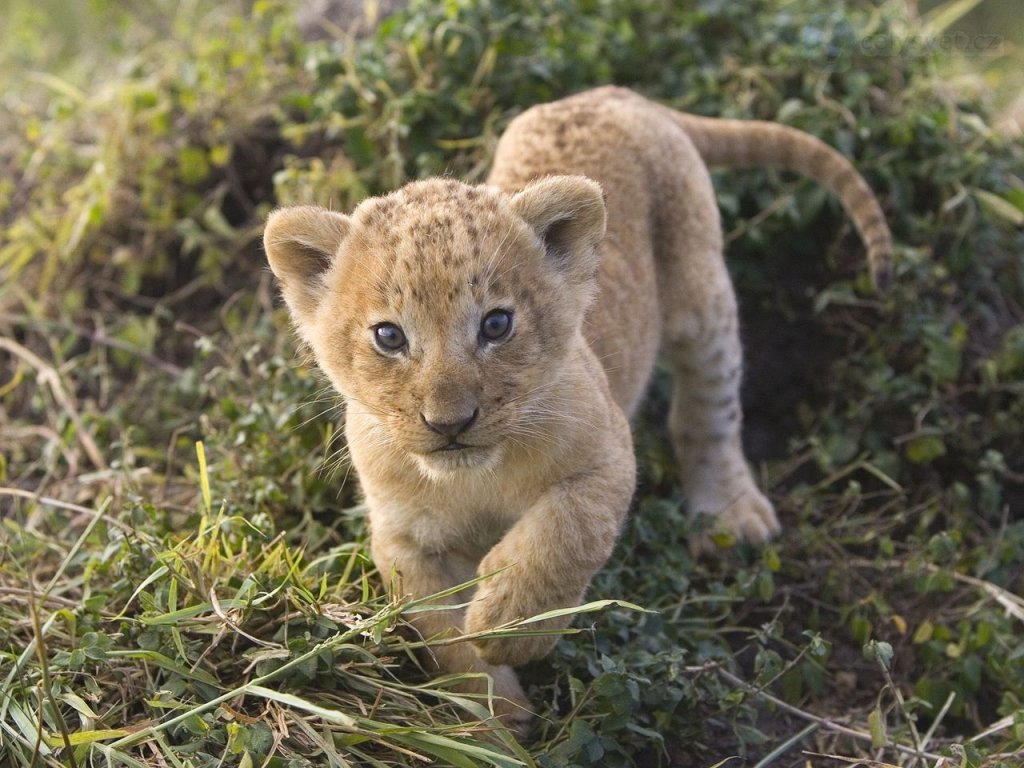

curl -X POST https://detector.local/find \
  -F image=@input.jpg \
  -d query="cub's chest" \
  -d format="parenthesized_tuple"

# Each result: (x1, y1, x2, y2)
(402, 504, 516, 558)
(372, 470, 541, 555)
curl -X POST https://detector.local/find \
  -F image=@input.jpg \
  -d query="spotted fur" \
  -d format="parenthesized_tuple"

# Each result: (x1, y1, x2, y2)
(263, 86, 891, 735)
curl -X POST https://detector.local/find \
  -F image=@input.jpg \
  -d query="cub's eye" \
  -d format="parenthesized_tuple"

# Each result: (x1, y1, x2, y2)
(480, 309, 513, 343)
(373, 323, 407, 353)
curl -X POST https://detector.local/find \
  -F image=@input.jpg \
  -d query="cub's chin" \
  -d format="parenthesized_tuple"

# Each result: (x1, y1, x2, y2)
(413, 443, 503, 479)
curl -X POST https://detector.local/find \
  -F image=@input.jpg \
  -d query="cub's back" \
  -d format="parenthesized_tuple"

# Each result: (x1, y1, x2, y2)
(487, 88, 720, 416)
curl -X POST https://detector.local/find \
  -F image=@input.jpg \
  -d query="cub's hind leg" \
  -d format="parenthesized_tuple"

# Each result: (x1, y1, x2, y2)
(663, 283, 780, 548)
(654, 158, 780, 548)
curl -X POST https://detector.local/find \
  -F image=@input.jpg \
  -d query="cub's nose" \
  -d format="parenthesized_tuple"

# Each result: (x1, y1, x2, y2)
(421, 408, 479, 438)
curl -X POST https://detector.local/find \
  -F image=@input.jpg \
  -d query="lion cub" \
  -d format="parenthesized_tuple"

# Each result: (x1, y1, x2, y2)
(264, 87, 891, 732)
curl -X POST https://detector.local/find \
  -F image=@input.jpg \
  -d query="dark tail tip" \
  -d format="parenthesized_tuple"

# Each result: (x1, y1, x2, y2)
(873, 264, 893, 292)
(865, 228, 893, 293)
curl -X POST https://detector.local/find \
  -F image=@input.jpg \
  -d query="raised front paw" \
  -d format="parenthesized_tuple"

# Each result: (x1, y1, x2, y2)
(427, 630, 534, 738)
(689, 480, 780, 553)
(464, 569, 561, 667)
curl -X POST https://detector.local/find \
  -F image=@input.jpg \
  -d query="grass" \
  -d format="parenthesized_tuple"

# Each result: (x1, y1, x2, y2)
(1, 0, 1023, 765)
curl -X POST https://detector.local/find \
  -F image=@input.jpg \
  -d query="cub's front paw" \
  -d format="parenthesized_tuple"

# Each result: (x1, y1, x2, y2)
(465, 578, 559, 667)
(473, 627, 557, 668)
(689, 481, 780, 553)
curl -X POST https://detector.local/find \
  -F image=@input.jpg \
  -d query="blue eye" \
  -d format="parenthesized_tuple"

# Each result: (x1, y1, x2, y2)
(373, 323, 407, 352)
(480, 309, 513, 342)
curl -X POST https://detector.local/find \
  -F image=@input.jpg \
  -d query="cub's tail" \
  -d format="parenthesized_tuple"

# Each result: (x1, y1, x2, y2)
(670, 111, 892, 290)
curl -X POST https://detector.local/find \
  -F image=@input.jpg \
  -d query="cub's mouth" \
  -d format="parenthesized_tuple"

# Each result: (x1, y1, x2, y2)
(435, 441, 473, 452)
(415, 440, 501, 474)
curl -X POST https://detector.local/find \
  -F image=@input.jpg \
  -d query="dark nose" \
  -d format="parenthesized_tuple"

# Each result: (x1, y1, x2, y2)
(421, 408, 479, 438)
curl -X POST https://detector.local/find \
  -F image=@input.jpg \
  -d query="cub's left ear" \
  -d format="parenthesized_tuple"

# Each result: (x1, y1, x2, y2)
(264, 206, 351, 335)
(511, 175, 607, 287)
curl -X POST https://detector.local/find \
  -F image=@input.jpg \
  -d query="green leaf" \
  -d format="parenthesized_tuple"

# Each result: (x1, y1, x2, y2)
(905, 435, 947, 465)
(106, 650, 219, 686)
(850, 614, 872, 644)
(868, 705, 887, 748)
(1003, 188, 1024, 212)
(864, 640, 894, 669)
(246, 686, 356, 727)
(138, 598, 249, 625)
(913, 620, 935, 644)
(513, 598, 651, 626)
(178, 145, 211, 185)
(973, 187, 1024, 226)
(45, 728, 130, 747)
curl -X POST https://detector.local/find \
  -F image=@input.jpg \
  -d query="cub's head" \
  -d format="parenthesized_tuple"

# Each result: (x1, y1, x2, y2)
(264, 176, 606, 477)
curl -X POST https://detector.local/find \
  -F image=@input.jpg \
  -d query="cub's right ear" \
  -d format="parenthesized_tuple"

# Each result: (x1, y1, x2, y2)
(510, 176, 606, 290)
(263, 206, 351, 331)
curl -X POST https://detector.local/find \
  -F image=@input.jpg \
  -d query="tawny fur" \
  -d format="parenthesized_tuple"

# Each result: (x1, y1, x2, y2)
(263, 86, 891, 734)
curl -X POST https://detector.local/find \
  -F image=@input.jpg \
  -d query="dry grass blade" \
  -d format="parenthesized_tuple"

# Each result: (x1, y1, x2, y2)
(0, 338, 106, 471)
(713, 667, 946, 763)
(946, 570, 1024, 624)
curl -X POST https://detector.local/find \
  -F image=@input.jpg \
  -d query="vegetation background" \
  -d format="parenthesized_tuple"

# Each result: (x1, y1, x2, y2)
(1, 0, 1022, 766)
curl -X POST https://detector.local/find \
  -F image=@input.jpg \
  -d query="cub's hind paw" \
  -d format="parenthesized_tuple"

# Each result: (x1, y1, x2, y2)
(489, 696, 533, 742)
(689, 484, 780, 554)
(486, 666, 534, 741)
